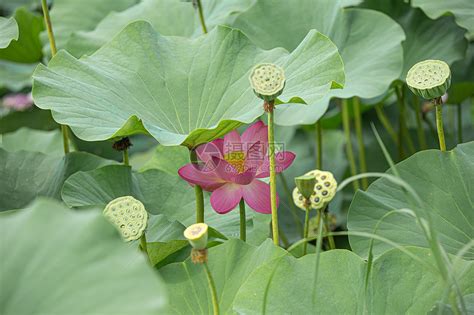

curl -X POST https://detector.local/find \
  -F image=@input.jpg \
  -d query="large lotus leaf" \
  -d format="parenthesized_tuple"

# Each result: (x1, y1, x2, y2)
(0, 148, 113, 211)
(159, 239, 287, 314)
(0, 61, 37, 91)
(0, 8, 43, 63)
(0, 9, 44, 91)
(32, 22, 344, 147)
(348, 142, 474, 259)
(361, 0, 468, 80)
(0, 106, 57, 134)
(449, 43, 474, 104)
(0, 127, 62, 155)
(412, 0, 474, 40)
(62, 164, 270, 244)
(142, 214, 189, 267)
(233, 0, 405, 125)
(233, 247, 474, 314)
(41, 0, 136, 55)
(0, 17, 18, 49)
(0, 198, 167, 314)
(67, 0, 255, 57)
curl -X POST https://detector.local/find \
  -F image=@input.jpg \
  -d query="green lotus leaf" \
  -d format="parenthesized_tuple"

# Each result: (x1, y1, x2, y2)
(0, 106, 57, 134)
(61, 164, 271, 244)
(32, 22, 344, 147)
(0, 148, 114, 211)
(145, 214, 189, 267)
(159, 239, 287, 314)
(0, 198, 167, 314)
(0, 61, 37, 91)
(0, 127, 63, 155)
(232, 0, 405, 125)
(348, 142, 474, 259)
(0, 8, 43, 63)
(412, 0, 474, 40)
(41, 0, 136, 55)
(0, 8, 44, 91)
(233, 247, 474, 314)
(0, 16, 18, 49)
(66, 0, 255, 57)
(361, 0, 468, 80)
(449, 43, 474, 104)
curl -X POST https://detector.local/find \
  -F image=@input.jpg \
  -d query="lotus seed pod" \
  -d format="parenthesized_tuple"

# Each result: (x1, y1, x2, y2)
(294, 175, 316, 200)
(184, 223, 208, 250)
(406, 60, 451, 100)
(103, 196, 148, 242)
(304, 169, 338, 210)
(249, 63, 285, 101)
(292, 187, 308, 211)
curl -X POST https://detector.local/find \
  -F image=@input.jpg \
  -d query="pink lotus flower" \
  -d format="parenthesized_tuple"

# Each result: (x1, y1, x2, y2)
(2, 93, 33, 111)
(178, 121, 296, 214)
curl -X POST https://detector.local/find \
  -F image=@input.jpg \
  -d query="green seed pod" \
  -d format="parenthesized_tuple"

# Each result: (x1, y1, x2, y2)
(304, 169, 338, 210)
(184, 223, 208, 250)
(103, 196, 148, 242)
(249, 63, 285, 101)
(294, 175, 316, 200)
(406, 60, 451, 100)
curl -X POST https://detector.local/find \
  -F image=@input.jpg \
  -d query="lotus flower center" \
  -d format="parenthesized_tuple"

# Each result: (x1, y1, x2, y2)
(224, 151, 246, 173)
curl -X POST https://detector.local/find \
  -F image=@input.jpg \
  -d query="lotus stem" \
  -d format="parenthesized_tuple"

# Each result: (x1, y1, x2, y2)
(41, 0, 70, 154)
(239, 199, 246, 242)
(190, 149, 205, 223)
(412, 94, 427, 150)
(353, 97, 368, 190)
(341, 99, 359, 191)
(266, 100, 279, 246)
(457, 103, 463, 143)
(140, 234, 150, 262)
(194, 0, 208, 34)
(311, 208, 325, 307)
(203, 262, 220, 315)
(375, 103, 398, 146)
(395, 85, 415, 158)
(303, 207, 310, 255)
(315, 120, 322, 169)
(278, 173, 304, 236)
(323, 210, 336, 250)
(434, 97, 446, 151)
(123, 148, 129, 166)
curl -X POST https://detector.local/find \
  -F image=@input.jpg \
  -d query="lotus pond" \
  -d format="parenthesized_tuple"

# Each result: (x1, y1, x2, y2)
(0, 0, 473, 314)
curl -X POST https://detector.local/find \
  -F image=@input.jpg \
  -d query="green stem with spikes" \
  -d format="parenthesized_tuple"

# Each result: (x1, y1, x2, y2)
(353, 97, 368, 189)
(434, 97, 446, 151)
(266, 101, 279, 246)
(239, 199, 246, 242)
(190, 149, 205, 223)
(341, 99, 359, 191)
(194, 0, 208, 34)
(203, 262, 219, 315)
(41, 0, 70, 154)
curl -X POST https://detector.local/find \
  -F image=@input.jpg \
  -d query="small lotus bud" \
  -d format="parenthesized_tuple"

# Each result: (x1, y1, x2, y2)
(184, 223, 208, 250)
(406, 60, 451, 100)
(249, 63, 285, 102)
(103, 196, 148, 242)
(294, 175, 316, 200)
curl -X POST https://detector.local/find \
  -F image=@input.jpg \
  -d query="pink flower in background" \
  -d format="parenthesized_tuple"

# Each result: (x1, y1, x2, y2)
(2, 93, 33, 111)
(178, 121, 295, 214)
